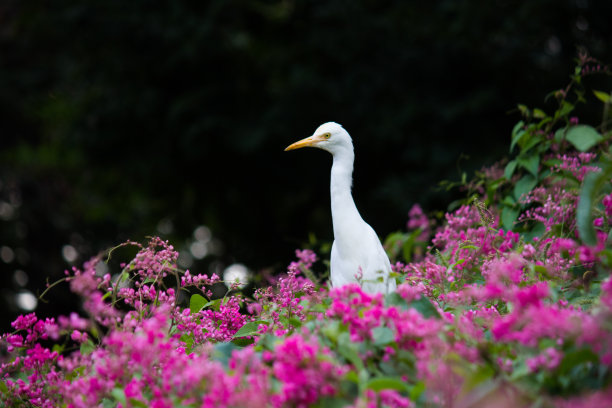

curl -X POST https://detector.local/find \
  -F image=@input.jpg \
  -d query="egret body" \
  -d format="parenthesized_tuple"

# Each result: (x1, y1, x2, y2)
(285, 122, 396, 294)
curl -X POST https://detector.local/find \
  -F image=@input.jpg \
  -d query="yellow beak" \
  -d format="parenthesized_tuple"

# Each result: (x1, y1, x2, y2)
(284, 134, 326, 151)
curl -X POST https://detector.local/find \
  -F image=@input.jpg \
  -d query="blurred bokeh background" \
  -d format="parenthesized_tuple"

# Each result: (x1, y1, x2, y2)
(1, 0, 612, 330)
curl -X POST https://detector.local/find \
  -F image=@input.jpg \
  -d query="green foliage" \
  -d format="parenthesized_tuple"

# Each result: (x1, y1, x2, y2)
(406, 296, 441, 319)
(189, 294, 216, 314)
(3, 3, 612, 338)
(3, 11, 612, 403)
(469, 54, 612, 239)
(232, 321, 268, 339)
(577, 163, 612, 246)
(566, 125, 604, 152)
(384, 229, 425, 263)
(365, 377, 410, 393)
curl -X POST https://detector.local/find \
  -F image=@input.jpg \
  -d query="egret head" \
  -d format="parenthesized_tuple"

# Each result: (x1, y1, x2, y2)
(285, 122, 353, 156)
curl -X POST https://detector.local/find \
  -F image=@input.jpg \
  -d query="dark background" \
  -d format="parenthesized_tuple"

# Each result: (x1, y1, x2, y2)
(2, 0, 612, 330)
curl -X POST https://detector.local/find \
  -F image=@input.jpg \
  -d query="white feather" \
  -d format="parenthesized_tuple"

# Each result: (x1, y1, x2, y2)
(286, 122, 396, 294)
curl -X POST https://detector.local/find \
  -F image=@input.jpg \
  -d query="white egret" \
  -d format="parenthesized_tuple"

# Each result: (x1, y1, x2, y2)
(285, 122, 396, 294)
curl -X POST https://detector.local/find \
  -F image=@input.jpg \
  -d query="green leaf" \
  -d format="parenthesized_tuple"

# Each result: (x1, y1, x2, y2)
(532, 264, 548, 276)
(577, 166, 612, 246)
(518, 154, 540, 177)
(533, 108, 547, 119)
(452, 258, 467, 267)
(208, 298, 223, 311)
(504, 160, 517, 180)
(556, 100, 575, 119)
(510, 360, 530, 381)
(52, 343, 65, 354)
(129, 399, 148, 408)
(212, 342, 241, 367)
(320, 397, 354, 408)
(513, 174, 537, 201)
(501, 206, 519, 231)
(232, 337, 255, 347)
(102, 399, 116, 408)
(79, 339, 96, 355)
(232, 321, 267, 338)
(384, 231, 407, 261)
(557, 348, 599, 375)
(402, 229, 424, 262)
(321, 320, 342, 342)
(510, 121, 525, 153)
(577, 172, 598, 246)
(409, 381, 426, 401)
(142, 277, 157, 284)
(520, 132, 543, 153)
(372, 326, 395, 346)
(366, 377, 409, 392)
(593, 90, 611, 103)
(288, 316, 303, 329)
(344, 370, 360, 385)
(502, 195, 516, 206)
(401, 237, 415, 263)
(385, 291, 409, 309)
(521, 222, 546, 243)
(111, 388, 127, 405)
(554, 127, 567, 143)
(464, 365, 495, 391)
(337, 335, 365, 374)
(408, 296, 440, 319)
(189, 294, 207, 313)
(566, 125, 603, 152)
(179, 333, 194, 351)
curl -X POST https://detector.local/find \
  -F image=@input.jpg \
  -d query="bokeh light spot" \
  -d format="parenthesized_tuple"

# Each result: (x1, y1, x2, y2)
(223, 263, 250, 289)
(189, 241, 208, 259)
(193, 225, 211, 242)
(16, 291, 37, 311)
(13, 270, 29, 287)
(62, 245, 79, 263)
(1, 246, 15, 263)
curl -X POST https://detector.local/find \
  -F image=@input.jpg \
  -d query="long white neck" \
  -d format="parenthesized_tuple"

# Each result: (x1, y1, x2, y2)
(330, 149, 363, 247)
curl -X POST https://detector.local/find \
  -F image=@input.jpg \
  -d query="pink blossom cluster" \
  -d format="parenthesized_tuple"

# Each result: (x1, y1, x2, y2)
(58, 305, 344, 408)
(253, 269, 316, 336)
(2, 92, 612, 406)
(0, 314, 62, 407)
(252, 249, 317, 336)
(603, 192, 612, 219)
(428, 205, 521, 278)
(287, 248, 318, 274)
(265, 334, 347, 407)
(2, 189, 612, 408)
(518, 184, 578, 232)
(526, 347, 563, 372)
(0, 251, 346, 407)
(406, 204, 431, 241)
(175, 295, 247, 343)
(553, 152, 600, 181)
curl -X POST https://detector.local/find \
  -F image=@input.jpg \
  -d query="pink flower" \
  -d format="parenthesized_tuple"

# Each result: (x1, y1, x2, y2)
(603, 193, 612, 218)
(407, 204, 431, 241)
(527, 347, 563, 372)
(514, 282, 550, 308)
(271, 334, 346, 407)
(70, 330, 88, 343)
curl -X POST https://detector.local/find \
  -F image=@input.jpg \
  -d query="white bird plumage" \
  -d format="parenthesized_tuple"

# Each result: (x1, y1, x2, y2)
(285, 122, 396, 294)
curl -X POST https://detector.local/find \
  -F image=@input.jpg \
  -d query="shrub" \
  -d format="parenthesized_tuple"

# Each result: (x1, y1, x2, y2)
(2, 52, 612, 407)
